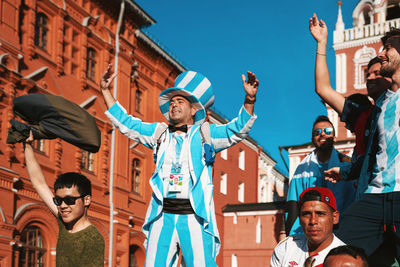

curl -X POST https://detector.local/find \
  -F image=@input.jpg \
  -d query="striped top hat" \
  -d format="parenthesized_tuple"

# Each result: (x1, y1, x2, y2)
(159, 71, 215, 125)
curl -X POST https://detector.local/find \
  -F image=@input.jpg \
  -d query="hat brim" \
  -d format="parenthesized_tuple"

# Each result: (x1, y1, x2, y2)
(159, 87, 206, 125)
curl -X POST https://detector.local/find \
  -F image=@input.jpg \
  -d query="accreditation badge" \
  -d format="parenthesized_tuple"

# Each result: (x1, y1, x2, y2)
(169, 173, 183, 192)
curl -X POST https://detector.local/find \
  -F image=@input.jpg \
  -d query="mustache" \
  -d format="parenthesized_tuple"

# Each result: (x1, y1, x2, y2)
(321, 136, 334, 142)
(316, 136, 334, 150)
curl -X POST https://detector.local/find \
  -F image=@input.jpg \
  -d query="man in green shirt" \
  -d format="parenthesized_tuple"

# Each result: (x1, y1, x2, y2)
(24, 133, 104, 266)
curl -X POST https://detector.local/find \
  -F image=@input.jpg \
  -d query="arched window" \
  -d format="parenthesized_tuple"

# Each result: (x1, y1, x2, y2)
(132, 159, 141, 194)
(238, 149, 245, 170)
(353, 46, 376, 89)
(220, 172, 227, 195)
(35, 13, 48, 51)
(238, 182, 244, 203)
(81, 150, 94, 172)
(18, 225, 46, 267)
(258, 174, 267, 203)
(387, 1, 400, 21)
(360, 7, 371, 25)
(256, 218, 262, 243)
(135, 90, 142, 113)
(86, 48, 96, 81)
(129, 245, 140, 267)
(231, 254, 238, 267)
(32, 139, 45, 153)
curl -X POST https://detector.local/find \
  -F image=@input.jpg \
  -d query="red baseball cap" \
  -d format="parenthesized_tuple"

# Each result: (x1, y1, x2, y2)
(299, 187, 337, 211)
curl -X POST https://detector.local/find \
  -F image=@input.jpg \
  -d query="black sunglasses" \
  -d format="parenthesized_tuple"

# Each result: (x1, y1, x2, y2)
(53, 195, 85, 206)
(312, 127, 334, 137)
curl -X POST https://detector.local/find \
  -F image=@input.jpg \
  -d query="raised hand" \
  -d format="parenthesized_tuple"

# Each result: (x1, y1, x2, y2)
(309, 13, 328, 43)
(100, 64, 117, 108)
(324, 167, 343, 183)
(242, 71, 259, 100)
(26, 130, 34, 143)
(100, 64, 117, 91)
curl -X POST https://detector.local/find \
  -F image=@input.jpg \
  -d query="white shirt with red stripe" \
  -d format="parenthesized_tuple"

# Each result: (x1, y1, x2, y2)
(270, 234, 345, 267)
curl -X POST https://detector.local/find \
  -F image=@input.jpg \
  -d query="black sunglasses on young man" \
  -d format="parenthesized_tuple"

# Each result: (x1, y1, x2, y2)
(53, 195, 86, 206)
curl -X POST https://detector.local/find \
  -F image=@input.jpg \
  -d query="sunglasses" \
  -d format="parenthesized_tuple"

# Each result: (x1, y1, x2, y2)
(53, 195, 85, 206)
(312, 127, 333, 137)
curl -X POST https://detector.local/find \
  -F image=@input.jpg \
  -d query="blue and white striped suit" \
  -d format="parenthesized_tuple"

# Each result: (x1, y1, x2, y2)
(366, 89, 400, 194)
(105, 101, 256, 266)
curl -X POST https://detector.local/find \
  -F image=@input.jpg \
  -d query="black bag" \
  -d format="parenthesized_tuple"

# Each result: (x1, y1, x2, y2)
(7, 94, 101, 153)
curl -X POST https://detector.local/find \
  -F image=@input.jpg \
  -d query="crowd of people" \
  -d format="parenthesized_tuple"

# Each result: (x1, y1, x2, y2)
(12, 11, 400, 267)
(273, 13, 400, 267)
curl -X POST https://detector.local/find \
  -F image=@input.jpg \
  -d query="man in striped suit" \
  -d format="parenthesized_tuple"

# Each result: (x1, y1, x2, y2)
(100, 65, 259, 266)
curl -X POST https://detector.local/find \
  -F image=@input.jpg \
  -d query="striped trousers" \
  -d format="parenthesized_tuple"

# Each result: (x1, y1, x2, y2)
(145, 212, 217, 267)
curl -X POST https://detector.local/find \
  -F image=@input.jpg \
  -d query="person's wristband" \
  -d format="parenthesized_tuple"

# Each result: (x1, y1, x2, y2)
(316, 51, 326, 56)
(245, 95, 256, 104)
(100, 86, 111, 91)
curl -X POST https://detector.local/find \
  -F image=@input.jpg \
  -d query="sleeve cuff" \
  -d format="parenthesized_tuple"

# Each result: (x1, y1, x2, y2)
(240, 105, 257, 120)
(339, 164, 351, 181)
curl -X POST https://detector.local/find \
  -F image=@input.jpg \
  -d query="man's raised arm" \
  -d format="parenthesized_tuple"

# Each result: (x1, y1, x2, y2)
(24, 135, 58, 215)
(310, 13, 345, 114)
(242, 71, 259, 115)
(100, 64, 117, 109)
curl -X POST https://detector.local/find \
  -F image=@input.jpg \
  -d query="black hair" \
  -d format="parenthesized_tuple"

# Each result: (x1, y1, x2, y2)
(54, 172, 91, 196)
(381, 27, 400, 45)
(323, 245, 368, 267)
(367, 57, 381, 70)
(312, 115, 335, 136)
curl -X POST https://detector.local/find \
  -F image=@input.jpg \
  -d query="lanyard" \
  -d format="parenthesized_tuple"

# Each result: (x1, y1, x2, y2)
(163, 131, 190, 177)
(173, 132, 189, 173)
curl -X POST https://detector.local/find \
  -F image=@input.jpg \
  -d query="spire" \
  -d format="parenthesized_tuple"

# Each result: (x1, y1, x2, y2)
(336, 1, 345, 31)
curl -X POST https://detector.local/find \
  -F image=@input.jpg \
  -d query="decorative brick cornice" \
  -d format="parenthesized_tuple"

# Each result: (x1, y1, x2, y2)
(334, 18, 400, 50)
(101, 128, 110, 192)
(333, 36, 381, 50)
(135, 30, 186, 73)
(54, 139, 63, 176)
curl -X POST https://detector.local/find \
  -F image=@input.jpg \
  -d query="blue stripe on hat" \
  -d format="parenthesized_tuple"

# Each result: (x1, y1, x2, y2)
(159, 96, 171, 116)
(198, 89, 215, 109)
(174, 71, 194, 87)
(180, 73, 206, 92)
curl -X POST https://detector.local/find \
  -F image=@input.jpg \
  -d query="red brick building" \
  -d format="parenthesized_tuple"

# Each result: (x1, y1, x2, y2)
(222, 202, 285, 266)
(210, 112, 288, 266)
(0, 0, 286, 266)
(210, 110, 282, 266)
(0, 0, 180, 266)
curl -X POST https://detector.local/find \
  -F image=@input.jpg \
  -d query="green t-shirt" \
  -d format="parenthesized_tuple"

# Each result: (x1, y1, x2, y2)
(56, 216, 105, 267)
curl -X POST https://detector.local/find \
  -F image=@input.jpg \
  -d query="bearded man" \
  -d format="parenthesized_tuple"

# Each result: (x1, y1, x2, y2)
(285, 116, 354, 236)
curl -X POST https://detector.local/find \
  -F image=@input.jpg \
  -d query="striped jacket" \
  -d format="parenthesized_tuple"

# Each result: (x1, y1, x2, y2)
(105, 101, 257, 255)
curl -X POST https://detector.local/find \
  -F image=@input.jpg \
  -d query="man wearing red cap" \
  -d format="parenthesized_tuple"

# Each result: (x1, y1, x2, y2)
(272, 187, 345, 267)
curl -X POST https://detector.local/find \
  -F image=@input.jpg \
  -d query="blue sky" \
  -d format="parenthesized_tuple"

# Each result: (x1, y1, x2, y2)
(133, 0, 358, 175)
